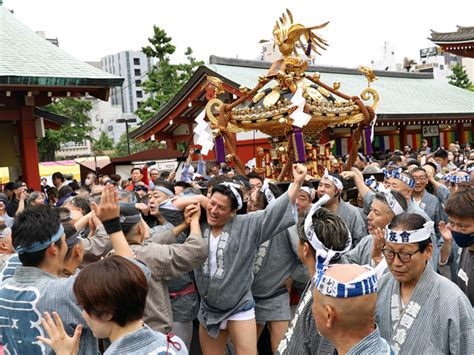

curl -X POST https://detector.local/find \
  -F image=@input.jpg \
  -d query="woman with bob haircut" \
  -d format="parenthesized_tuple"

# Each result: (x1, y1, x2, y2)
(38, 255, 188, 354)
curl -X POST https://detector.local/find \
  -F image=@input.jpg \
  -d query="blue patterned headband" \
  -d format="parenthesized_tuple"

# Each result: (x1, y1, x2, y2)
(15, 224, 64, 255)
(314, 265, 378, 298)
(365, 175, 378, 190)
(390, 170, 415, 188)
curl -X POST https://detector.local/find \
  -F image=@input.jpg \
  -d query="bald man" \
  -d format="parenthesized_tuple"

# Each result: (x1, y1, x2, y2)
(312, 264, 391, 354)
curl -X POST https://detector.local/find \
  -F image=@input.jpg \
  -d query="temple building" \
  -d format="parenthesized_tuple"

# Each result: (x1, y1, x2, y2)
(0, 4, 122, 189)
(131, 56, 473, 165)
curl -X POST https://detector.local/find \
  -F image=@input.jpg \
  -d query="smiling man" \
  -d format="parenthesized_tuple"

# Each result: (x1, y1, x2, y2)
(375, 213, 473, 354)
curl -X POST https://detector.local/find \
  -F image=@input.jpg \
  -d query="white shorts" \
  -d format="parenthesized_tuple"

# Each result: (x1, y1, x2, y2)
(219, 308, 255, 330)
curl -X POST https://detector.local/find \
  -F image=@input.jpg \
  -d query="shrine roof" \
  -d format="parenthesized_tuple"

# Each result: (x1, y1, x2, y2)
(131, 56, 474, 140)
(430, 26, 474, 43)
(0, 7, 123, 88)
(207, 56, 474, 115)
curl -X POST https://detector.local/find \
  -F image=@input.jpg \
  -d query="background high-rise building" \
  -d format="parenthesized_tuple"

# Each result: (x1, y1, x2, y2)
(101, 50, 153, 114)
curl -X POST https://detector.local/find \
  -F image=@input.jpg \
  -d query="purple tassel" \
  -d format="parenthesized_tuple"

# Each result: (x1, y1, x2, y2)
(292, 127, 306, 163)
(215, 136, 226, 163)
(363, 127, 373, 155)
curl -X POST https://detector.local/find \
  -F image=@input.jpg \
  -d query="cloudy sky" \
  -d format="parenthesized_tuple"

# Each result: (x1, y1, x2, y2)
(4, 0, 473, 67)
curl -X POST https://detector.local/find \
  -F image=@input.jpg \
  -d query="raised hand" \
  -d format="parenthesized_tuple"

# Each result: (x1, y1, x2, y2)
(184, 203, 200, 225)
(439, 221, 453, 243)
(90, 186, 119, 222)
(371, 227, 385, 266)
(37, 312, 82, 355)
(292, 163, 307, 185)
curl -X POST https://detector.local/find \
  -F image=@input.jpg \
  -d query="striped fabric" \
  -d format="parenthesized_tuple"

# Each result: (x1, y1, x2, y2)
(276, 282, 335, 355)
(439, 131, 457, 148)
(374, 135, 400, 152)
(406, 133, 421, 150)
(333, 137, 353, 157)
(376, 263, 474, 354)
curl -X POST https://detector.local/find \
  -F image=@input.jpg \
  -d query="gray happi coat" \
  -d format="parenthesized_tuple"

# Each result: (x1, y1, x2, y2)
(195, 192, 296, 338)
(251, 227, 300, 322)
(376, 263, 474, 354)
(275, 281, 334, 355)
(344, 234, 374, 266)
(363, 190, 439, 266)
(336, 200, 367, 247)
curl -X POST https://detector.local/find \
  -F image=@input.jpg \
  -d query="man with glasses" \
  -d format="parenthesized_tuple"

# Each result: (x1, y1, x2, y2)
(376, 213, 473, 354)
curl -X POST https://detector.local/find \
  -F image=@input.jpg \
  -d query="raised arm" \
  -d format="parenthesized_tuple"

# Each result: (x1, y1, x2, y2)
(287, 164, 308, 203)
(340, 167, 370, 199)
(91, 186, 133, 258)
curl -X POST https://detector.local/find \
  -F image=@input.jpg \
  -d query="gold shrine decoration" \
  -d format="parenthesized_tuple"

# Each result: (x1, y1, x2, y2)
(203, 10, 380, 180)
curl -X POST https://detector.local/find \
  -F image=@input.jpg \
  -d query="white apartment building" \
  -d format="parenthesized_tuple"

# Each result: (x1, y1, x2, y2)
(414, 46, 462, 80)
(101, 50, 153, 114)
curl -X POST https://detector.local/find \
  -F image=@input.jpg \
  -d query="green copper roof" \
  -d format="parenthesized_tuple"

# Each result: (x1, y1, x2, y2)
(206, 59, 474, 116)
(0, 7, 123, 87)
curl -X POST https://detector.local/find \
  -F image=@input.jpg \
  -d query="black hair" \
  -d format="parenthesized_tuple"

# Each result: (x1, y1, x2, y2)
(68, 181, 80, 191)
(255, 182, 282, 209)
(407, 159, 421, 168)
(120, 205, 142, 237)
(211, 184, 243, 211)
(297, 207, 349, 253)
(175, 181, 192, 189)
(434, 148, 448, 159)
(58, 186, 73, 200)
(247, 172, 264, 183)
(4, 182, 15, 191)
(12, 205, 63, 267)
(130, 167, 142, 175)
(207, 175, 232, 194)
(373, 190, 408, 212)
(63, 223, 80, 261)
(388, 213, 431, 252)
(154, 180, 175, 193)
(52, 172, 65, 182)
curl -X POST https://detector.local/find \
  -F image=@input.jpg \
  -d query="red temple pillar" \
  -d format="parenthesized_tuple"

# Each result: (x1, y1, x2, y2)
(19, 106, 41, 191)
(399, 125, 407, 149)
(456, 123, 464, 145)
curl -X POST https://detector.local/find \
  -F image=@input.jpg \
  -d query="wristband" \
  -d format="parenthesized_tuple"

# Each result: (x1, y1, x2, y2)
(102, 217, 122, 234)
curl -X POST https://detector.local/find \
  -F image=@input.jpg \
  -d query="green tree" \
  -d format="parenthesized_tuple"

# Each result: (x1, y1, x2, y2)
(93, 131, 115, 155)
(38, 98, 93, 161)
(135, 26, 203, 122)
(448, 64, 474, 90)
(112, 132, 163, 157)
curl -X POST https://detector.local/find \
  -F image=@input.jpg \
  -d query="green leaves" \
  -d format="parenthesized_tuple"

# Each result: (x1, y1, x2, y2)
(135, 26, 203, 122)
(448, 64, 474, 91)
(37, 98, 94, 161)
(93, 131, 115, 154)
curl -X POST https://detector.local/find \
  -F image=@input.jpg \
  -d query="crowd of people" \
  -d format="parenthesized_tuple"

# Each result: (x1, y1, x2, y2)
(0, 141, 473, 355)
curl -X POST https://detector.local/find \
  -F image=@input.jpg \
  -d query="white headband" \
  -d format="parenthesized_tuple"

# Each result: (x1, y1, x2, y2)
(260, 179, 275, 205)
(300, 186, 315, 199)
(304, 194, 352, 268)
(383, 191, 404, 215)
(385, 221, 434, 243)
(322, 169, 344, 191)
(220, 182, 243, 210)
(314, 265, 378, 298)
